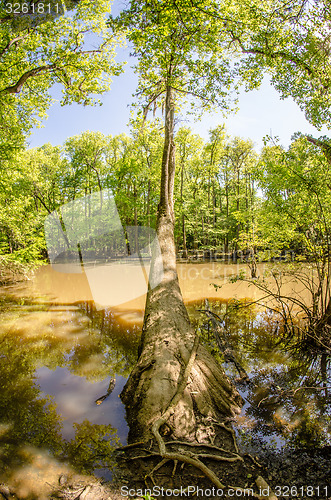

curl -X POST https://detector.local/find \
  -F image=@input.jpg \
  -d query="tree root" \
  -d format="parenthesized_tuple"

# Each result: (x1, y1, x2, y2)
(146, 458, 170, 486)
(123, 332, 276, 500)
(210, 419, 239, 453)
(166, 439, 242, 459)
(148, 334, 254, 493)
(115, 441, 145, 451)
(123, 452, 160, 461)
(196, 453, 242, 463)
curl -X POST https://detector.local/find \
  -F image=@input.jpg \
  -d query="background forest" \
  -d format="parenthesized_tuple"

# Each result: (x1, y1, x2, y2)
(1, 125, 330, 267)
(0, 0, 330, 273)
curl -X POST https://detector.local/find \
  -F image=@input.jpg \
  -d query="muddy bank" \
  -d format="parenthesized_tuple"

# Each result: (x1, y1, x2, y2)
(259, 446, 330, 496)
(0, 472, 125, 500)
(0, 445, 330, 499)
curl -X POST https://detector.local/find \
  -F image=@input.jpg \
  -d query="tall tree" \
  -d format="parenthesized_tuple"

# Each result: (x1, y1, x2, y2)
(112, 0, 250, 488)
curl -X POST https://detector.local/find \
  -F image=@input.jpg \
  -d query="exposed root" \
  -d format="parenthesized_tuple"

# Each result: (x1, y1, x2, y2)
(124, 452, 160, 461)
(196, 453, 243, 463)
(171, 459, 178, 477)
(166, 439, 242, 458)
(146, 458, 170, 486)
(151, 449, 226, 489)
(115, 441, 145, 451)
(149, 334, 253, 493)
(212, 420, 239, 453)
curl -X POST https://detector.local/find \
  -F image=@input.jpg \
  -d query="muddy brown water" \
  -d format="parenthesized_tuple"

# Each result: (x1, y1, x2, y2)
(0, 263, 329, 497)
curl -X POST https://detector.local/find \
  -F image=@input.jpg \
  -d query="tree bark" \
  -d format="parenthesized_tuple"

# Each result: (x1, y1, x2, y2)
(120, 84, 242, 444)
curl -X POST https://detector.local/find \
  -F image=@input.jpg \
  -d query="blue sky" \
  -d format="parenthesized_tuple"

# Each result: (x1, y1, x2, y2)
(29, 45, 329, 152)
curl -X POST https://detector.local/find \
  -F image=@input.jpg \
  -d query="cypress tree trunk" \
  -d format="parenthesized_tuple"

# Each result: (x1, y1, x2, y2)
(121, 83, 242, 444)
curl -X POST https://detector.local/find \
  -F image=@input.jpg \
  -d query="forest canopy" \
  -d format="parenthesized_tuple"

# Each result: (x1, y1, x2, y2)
(0, 0, 330, 267)
(0, 126, 330, 267)
(0, 0, 123, 160)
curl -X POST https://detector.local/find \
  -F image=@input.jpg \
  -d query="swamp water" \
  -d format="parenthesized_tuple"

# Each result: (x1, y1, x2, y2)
(0, 263, 329, 496)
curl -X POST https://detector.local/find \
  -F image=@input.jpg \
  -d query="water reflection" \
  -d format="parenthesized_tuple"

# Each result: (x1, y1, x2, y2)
(0, 290, 138, 493)
(189, 299, 331, 453)
(0, 272, 329, 495)
(36, 367, 128, 442)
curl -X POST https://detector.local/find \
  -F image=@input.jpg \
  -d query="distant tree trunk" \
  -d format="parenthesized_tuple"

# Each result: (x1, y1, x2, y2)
(201, 214, 205, 246)
(146, 178, 151, 232)
(182, 213, 187, 259)
(134, 182, 138, 253)
(236, 166, 240, 249)
(121, 83, 242, 444)
(180, 155, 188, 259)
(212, 182, 216, 228)
(225, 170, 229, 254)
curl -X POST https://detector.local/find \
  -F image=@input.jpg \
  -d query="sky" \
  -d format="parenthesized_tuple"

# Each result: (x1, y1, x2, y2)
(28, 43, 329, 153)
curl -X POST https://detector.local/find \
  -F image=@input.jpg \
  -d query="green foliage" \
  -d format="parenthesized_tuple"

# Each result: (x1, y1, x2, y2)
(64, 420, 120, 474)
(112, 0, 243, 117)
(2, 0, 330, 269)
(2, 125, 330, 271)
(223, 0, 331, 128)
(256, 135, 331, 257)
(173, 126, 258, 253)
(0, 0, 123, 161)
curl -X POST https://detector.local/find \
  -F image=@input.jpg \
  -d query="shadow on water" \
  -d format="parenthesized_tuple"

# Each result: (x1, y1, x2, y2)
(0, 277, 330, 496)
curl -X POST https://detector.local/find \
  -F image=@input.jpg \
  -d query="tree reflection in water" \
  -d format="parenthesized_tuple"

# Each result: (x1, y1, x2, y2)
(190, 299, 330, 453)
(0, 293, 138, 494)
(0, 289, 329, 495)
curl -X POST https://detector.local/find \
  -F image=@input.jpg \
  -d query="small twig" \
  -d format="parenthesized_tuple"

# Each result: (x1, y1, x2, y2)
(245, 453, 263, 467)
(292, 385, 331, 395)
(257, 395, 272, 408)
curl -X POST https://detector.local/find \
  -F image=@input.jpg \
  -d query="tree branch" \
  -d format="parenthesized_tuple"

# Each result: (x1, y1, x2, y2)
(229, 30, 314, 77)
(0, 33, 29, 57)
(0, 64, 56, 94)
